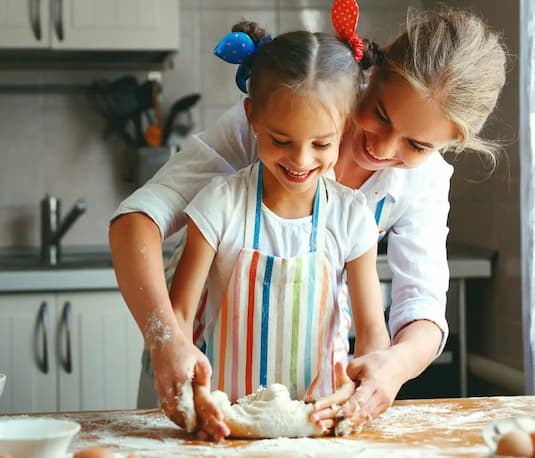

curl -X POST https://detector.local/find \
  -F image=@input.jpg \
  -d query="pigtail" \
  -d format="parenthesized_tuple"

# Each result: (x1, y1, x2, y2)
(232, 20, 269, 45)
(360, 39, 385, 70)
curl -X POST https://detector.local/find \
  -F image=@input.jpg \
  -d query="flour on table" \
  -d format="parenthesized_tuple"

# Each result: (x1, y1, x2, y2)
(177, 382, 323, 439)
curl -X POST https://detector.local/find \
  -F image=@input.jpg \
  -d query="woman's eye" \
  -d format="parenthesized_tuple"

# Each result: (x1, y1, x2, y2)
(408, 141, 425, 153)
(374, 107, 389, 123)
(272, 138, 290, 146)
(313, 143, 331, 150)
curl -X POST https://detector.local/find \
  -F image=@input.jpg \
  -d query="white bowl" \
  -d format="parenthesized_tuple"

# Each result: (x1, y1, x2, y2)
(0, 418, 80, 458)
(0, 374, 5, 399)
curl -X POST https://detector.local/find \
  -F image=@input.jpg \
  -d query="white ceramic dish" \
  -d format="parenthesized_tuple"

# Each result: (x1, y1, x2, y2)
(0, 418, 80, 458)
(0, 373, 5, 399)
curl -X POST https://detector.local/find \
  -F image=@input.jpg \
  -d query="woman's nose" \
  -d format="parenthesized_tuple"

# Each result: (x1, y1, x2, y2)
(373, 134, 398, 159)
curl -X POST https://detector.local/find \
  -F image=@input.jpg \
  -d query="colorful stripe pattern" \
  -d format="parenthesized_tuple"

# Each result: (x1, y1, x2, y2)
(201, 247, 346, 401)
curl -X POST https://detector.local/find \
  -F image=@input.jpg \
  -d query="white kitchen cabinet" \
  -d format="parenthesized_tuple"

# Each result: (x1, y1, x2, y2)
(0, 0, 179, 50)
(0, 291, 144, 414)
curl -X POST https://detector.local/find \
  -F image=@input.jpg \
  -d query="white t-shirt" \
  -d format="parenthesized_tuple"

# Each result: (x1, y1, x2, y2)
(185, 163, 377, 331)
(112, 102, 453, 354)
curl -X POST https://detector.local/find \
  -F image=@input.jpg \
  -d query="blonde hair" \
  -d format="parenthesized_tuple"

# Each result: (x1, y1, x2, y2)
(382, 8, 507, 170)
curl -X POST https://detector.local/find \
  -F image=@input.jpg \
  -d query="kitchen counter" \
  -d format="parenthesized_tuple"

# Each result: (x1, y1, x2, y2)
(5, 395, 534, 457)
(0, 243, 494, 292)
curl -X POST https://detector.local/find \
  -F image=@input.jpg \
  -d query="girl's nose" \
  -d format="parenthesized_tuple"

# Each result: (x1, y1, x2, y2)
(289, 145, 311, 167)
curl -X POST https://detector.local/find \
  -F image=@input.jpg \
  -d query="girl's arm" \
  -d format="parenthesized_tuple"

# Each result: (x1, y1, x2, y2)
(169, 221, 216, 333)
(345, 245, 390, 357)
(167, 221, 230, 441)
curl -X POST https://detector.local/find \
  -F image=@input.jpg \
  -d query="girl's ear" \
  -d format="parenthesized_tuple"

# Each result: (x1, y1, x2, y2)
(243, 97, 253, 122)
(243, 97, 257, 134)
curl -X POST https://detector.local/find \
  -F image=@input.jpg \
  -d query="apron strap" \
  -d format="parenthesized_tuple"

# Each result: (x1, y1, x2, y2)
(244, 162, 327, 252)
(374, 195, 390, 241)
(244, 162, 263, 249)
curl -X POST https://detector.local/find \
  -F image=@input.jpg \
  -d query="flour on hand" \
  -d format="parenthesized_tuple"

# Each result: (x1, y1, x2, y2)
(175, 379, 197, 433)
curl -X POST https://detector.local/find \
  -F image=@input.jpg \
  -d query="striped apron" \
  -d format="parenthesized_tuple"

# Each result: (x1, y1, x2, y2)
(191, 162, 350, 402)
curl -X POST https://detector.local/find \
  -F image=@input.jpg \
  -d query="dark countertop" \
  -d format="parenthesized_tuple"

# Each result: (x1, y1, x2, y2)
(0, 243, 494, 293)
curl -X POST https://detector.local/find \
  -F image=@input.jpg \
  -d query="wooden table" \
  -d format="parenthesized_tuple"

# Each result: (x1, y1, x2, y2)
(6, 396, 535, 457)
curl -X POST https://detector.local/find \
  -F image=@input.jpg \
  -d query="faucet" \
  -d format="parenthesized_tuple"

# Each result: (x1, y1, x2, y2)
(40, 195, 88, 265)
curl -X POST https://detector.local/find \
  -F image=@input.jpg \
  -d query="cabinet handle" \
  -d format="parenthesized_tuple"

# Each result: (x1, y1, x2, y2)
(59, 301, 73, 374)
(35, 301, 49, 374)
(30, 0, 42, 41)
(52, 0, 64, 41)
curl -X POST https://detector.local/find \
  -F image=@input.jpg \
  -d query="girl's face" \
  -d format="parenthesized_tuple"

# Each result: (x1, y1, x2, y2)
(245, 89, 343, 198)
(348, 72, 458, 172)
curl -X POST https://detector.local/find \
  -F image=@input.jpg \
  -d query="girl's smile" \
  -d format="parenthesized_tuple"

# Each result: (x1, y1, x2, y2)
(244, 88, 344, 217)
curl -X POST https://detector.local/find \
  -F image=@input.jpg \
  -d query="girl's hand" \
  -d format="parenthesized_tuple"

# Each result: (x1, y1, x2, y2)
(151, 338, 210, 427)
(336, 348, 406, 434)
(192, 362, 231, 442)
(312, 348, 406, 435)
(310, 362, 356, 435)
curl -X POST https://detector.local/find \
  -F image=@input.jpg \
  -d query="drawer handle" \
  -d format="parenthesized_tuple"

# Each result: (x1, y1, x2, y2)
(30, 0, 42, 41)
(59, 301, 73, 373)
(36, 301, 49, 374)
(52, 0, 64, 41)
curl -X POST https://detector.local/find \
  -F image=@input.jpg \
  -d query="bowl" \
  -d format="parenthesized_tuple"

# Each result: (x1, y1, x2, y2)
(0, 373, 5, 399)
(0, 418, 80, 458)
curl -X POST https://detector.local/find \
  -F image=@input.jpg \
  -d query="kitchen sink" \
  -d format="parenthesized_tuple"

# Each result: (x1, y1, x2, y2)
(0, 248, 113, 271)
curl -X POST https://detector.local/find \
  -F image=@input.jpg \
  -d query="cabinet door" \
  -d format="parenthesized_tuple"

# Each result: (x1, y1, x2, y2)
(0, 0, 50, 48)
(57, 291, 143, 412)
(0, 294, 57, 414)
(51, 0, 179, 50)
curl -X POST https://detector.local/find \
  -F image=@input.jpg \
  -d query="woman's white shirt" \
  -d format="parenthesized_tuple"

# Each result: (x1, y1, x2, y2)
(112, 102, 453, 354)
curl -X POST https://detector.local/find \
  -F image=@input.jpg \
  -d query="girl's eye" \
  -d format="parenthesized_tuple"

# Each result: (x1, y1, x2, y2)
(313, 143, 331, 150)
(374, 107, 389, 123)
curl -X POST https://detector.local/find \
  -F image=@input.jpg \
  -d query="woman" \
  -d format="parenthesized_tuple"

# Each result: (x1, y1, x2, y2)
(109, 5, 507, 436)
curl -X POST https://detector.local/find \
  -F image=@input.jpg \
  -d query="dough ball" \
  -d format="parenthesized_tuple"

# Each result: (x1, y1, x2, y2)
(73, 446, 115, 458)
(495, 429, 534, 457)
(212, 383, 323, 439)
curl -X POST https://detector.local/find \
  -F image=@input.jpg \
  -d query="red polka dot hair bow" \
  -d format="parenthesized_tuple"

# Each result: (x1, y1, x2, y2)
(331, 0, 365, 62)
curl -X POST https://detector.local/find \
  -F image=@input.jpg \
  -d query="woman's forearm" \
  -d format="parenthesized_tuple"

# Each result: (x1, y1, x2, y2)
(109, 212, 181, 349)
(391, 319, 443, 382)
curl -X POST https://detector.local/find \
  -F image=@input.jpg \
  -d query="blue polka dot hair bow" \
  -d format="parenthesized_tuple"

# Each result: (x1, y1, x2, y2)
(214, 32, 272, 94)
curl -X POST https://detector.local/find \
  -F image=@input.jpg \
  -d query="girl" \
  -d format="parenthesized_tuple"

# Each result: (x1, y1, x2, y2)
(170, 17, 389, 439)
(109, 2, 507, 438)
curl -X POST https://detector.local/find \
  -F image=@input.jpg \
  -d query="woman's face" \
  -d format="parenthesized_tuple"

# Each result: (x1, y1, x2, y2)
(348, 71, 458, 172)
